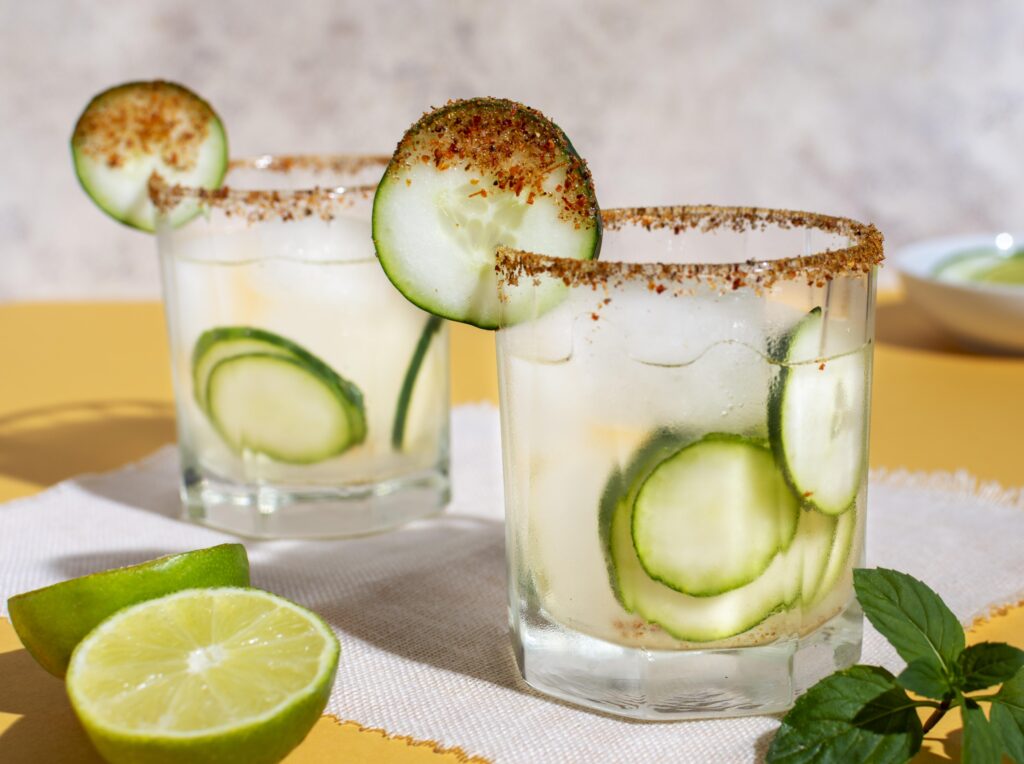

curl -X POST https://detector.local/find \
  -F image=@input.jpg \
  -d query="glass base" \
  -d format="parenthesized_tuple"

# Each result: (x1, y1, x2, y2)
(181, 465, 450, 539)
(512, 602, 862, 720)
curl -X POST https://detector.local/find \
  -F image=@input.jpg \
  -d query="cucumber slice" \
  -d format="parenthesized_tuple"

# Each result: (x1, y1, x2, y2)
(769, 308, 867, 516)
(191, 326, 366, 446)
(632, 434, 800, 597)
(786, 508, 838, 607)
(609, 493, 788, 642)
(372, 98, 601, 329)
(71, 81, 228, 232)
(598, 429, 693, 604)
(392, 315, 443, 449)
(807, 507, 857, 607)
(206, 353, 363, 464)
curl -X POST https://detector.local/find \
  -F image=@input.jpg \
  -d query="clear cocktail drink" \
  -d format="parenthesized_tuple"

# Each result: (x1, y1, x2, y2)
(495, 206, 881, 718)
(153, 156, 449, 538)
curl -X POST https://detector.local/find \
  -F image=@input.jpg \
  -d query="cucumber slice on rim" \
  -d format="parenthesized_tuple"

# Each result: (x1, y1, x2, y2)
(206, 353, 363, 464)
(191, 326, 366, 446)
(71, 80, 228, 232)
(769, 308, 868, 516)
(632, 434, 800, 597)
(372, 98, 601, 329)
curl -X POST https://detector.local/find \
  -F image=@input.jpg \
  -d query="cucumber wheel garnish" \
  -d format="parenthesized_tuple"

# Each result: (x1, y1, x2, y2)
(769, 308, 868, 516)
(71, 80, 228, 232)
(372, 98, 602, 329)
(192, 327, 366, 464)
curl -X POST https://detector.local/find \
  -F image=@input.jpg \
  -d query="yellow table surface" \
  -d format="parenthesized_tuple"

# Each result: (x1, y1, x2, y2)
(0, 298, 1021, 763)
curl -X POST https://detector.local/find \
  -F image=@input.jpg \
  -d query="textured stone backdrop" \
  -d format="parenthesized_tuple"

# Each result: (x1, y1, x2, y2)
(2, 1, 1023, 299)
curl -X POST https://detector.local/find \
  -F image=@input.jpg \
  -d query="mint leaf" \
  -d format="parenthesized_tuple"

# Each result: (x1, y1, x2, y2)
(962, 696, 1005, 764)
(854, 568, 964, 679)
(991, 669, 1024, 763)
(959, 642, 1024, 693)
(766, 665, 923, 764)
(897, 657, 953, 700)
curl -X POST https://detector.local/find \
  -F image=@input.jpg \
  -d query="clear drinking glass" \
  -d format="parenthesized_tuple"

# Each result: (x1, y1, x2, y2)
(495, 206, 882, 719)
(151, 155, 450, 538)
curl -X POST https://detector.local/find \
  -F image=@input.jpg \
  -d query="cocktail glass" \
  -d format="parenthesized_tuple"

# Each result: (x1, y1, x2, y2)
(494, 206, 882, 718)
(151, 155, 450, 538)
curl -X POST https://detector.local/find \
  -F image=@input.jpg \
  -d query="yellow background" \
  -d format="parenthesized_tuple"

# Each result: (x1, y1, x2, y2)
(0, 297, 1021, 762)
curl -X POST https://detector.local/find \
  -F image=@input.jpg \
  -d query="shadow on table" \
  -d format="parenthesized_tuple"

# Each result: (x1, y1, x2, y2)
(0, 400, 174, 490)
(0, 647, 103, 762)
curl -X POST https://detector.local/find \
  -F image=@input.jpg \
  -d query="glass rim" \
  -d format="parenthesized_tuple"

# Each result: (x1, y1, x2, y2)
(148, 153, 390, 222)
(495, 205, 884, 291)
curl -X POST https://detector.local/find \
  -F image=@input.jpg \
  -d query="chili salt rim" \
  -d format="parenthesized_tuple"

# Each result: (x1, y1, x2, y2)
(148, 153, 389, 223)
(496, 205, 884, 291)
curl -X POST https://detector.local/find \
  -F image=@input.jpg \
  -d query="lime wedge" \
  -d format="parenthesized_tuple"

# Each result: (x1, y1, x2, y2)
(67, 588, 340, 764)
(978, 253, 1024, 285)
(7, 544, 249, 677)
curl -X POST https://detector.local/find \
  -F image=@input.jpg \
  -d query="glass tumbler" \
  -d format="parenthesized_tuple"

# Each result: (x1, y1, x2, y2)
(152, 155, 450, 538)
(495, 206, 882, 718)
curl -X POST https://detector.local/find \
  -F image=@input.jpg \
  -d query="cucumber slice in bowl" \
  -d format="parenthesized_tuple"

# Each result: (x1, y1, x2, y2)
(631, 434, 800, 597)
(769, 308, 868, 516)
(206, 353, 363, 464)
(372, 98, 601, 329)
(71, 80, 228, 232)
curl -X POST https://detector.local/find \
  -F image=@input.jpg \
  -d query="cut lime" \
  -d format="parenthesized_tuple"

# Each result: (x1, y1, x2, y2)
(7, 544, 249, 677)
(67, 588, 340, 764)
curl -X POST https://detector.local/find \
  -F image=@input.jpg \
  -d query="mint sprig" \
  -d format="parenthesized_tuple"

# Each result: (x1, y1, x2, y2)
(767, 567, 1024, 764)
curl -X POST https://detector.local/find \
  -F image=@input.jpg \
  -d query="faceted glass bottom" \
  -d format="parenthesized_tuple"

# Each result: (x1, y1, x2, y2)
(512, 602, 863, 720)
(181, 464, 450, 539)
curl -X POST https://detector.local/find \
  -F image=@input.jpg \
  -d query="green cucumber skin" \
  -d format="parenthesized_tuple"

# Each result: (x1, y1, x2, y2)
(70, 81, 228, 233)
(598, 429, 694, 605)
(371, 98, 601, 330)
(206, 353, 362, 465)
(768, 308, 862, 517)
(193, 327, 366, 448)
(391, 315, 444, 450)
(630, 433, 800, 598)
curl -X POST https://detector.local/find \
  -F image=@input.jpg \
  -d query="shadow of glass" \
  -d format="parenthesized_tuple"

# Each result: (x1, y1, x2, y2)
(0, 648, 103, 762)
(0, 401, 174, 488)
(242, 515, 530, 695)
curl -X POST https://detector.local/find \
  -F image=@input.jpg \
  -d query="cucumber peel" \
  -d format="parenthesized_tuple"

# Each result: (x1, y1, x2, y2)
(71, 80, 228, 232)
(372, 98, 601, 329)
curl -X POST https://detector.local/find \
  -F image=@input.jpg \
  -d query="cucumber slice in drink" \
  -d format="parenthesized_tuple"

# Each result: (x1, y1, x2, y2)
(609, 493, 789, 642)
(372, 98, 601, 329)
(769, 308, 867, 516)
(632, 434, 800, 597)
(191, 326, 366, 447)
(598, 429, 693, 604)
(206, 353, 364, 464)
(71, 81, 228, 232)
(392, 315, 443, 449)
(786, 507, 838, 607)
(807, 506, 857, 607)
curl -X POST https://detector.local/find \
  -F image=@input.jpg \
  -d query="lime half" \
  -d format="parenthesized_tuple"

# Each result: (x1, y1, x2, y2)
(8, 543, 249, 677)
(67, 587, 340, 764)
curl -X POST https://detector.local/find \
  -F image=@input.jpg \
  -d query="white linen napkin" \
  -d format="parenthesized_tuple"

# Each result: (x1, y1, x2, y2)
(1, 404, 1022, 764)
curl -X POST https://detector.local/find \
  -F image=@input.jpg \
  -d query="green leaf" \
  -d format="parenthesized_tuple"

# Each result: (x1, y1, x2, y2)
(962, 696, 1005, 764)
(897, 657, 953, 700)
(959, 642, 1024, 693)
(766, 665, 923, 764)
(853, 568, 964, 677)
(991, 669, 1024, 763)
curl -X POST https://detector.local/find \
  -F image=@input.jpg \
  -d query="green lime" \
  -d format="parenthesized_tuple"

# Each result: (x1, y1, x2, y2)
(67, 587, 340, 764)
(7, 544, 249, 677)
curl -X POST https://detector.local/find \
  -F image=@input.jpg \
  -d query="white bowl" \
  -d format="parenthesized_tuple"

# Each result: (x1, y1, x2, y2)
(893, 233, 1024, 354)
